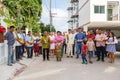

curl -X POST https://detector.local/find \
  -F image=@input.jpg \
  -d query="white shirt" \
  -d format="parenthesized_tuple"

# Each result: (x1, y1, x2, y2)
(68, 33, 74, 44)
(14, 33, 22, 46)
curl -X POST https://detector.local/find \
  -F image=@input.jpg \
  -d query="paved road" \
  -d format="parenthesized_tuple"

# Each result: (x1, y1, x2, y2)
(13, 54, 120, 80)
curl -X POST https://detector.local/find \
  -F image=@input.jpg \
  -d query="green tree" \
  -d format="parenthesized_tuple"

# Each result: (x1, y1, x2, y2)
(40, 24, 56, 34)
(1, 0, 42, 30)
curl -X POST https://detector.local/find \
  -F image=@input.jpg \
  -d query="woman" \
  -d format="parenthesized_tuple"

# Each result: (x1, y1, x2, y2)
(54, 31, 64, 61)
(49, 32, 55, 56)
(33, 33, 39, 57)
(106, 32, 118, 63)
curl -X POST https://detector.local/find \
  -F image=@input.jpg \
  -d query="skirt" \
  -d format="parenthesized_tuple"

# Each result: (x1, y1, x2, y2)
(34, 43, 39, 53)
(56, 46, 62, 59)
(106, 44, 116, 53)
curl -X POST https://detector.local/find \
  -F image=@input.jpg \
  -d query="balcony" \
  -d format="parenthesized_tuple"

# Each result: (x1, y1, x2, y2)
(71, 0, 79, 3)
(71, 14, 79, 18)
(67, 7, 73, 10)
(67, 20, 73, 23)
(107, 1, 120, 21)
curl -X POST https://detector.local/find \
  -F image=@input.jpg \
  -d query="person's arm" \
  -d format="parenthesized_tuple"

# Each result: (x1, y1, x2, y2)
(74, 34, 77, 42)
(93, 43, 96, 51)
(86, 46, 88, 54)
(4, 32, 8, 40)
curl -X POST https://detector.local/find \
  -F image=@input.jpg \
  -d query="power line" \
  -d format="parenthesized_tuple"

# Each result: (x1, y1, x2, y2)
(44, 0, 50, 13)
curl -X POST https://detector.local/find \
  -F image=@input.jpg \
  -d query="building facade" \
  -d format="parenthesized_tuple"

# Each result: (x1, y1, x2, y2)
(68, 0, 120, 36)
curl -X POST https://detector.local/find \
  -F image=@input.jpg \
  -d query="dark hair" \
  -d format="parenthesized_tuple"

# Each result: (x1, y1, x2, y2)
(108, 32, 115, 41)
(57, 31, 61, 34)
(78, 27, 82, 30)
(10, 26, 15, 29)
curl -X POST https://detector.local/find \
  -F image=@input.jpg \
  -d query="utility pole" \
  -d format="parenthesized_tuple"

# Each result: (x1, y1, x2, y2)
(50, 0, 52, 32)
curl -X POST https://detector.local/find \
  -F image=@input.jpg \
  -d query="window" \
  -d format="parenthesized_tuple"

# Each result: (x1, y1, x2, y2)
(94, 6, 105, 14)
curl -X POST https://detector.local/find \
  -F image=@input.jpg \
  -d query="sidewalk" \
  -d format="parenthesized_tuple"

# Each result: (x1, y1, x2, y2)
(0, 57, 36, 80)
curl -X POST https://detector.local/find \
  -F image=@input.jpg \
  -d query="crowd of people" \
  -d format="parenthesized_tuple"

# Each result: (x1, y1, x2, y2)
(4, 26, 118, 66)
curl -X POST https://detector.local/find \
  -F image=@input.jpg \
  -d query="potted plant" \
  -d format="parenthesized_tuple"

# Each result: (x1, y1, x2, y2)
(0, 26, 6, 43)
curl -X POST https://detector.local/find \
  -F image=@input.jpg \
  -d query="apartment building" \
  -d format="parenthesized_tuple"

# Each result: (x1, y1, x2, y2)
(67, 0, 79, 29)
(68, 0, 120, 36)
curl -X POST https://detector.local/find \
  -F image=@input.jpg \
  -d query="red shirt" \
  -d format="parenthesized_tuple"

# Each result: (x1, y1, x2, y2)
(82, 45, 87, 54)
(87, 34, 95, 41)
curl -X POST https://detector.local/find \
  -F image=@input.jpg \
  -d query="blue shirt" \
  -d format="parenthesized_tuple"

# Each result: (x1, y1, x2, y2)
(5, 31, 15, 45)
(75, 32, 86, 43)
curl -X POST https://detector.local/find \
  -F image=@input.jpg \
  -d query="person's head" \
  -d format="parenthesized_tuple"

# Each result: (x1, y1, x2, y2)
(68, 29, 72, 33)
(16, 28, 21, 33)
(44, 31, 48, 36)
(78, 28, 83, 33)
(10, 26, 15, 32)
(34, 33, 37, 36)
(28, 31, 31, 35)
(88, 37, 93, 41)
(98, 28, 102, 34)
(50, 32, 54, 36)
(57, 31, 61, 36)
(89, 30, 93, 34)
(109, 32, 115, 37)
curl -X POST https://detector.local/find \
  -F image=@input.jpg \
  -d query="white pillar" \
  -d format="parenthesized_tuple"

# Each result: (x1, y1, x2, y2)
(83, 25, 88, 33)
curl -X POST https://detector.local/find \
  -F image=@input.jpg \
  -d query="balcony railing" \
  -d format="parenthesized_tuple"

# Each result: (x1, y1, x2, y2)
(71, 0, 79, 3)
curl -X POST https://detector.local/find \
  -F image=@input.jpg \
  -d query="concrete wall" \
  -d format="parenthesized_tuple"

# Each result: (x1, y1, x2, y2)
(0, 17, 8, 64)
(79, 0, 90, 27)
(90, 0, 107, 22)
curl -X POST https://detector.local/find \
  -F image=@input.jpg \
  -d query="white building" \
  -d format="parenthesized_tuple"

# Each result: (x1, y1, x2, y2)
(78, 0, 120, 36)
(68, 0, 120, 36)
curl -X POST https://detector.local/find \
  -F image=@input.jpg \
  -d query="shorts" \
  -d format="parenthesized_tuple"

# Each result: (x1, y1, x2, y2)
(88, 51, 93, 58)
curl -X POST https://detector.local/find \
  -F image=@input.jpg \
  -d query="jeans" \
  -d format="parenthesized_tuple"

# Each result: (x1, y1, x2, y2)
(15, 46, 22, 60)
(76, 42, 82, 58)
(81, 54, 87, 62)
(21, 45, 25, 57)
(8, 45, 14, 65)
(27, 47, 33, 58)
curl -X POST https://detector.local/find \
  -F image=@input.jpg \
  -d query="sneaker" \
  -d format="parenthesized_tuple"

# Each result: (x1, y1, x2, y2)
(85, 62, 88, 64)
(8, 64, 12, 66)
(81, 62, 85, 64)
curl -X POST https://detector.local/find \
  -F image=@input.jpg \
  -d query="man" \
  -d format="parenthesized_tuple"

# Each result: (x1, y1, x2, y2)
(75, 28, 86, 59)
(95, 29, 107, 62)
(41, 31, 50, 61)
(67, 29, 74, 58)
(14, 28, 23, 61)
(20, 29, 26, 57)
(5, 26, 15, 66)
(25, 31, 34, 58)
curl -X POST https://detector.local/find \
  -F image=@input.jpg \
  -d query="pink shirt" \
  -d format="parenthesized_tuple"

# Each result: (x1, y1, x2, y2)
(54, 35, 64, 44)
(95, 34, 107, 47)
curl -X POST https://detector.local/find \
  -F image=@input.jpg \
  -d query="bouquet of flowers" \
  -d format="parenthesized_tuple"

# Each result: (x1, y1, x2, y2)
(0, 26, 6, 43)
(0, 26, 6, 33)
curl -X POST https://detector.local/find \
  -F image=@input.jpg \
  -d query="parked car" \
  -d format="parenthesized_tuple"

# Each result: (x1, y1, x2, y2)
(116, 38, 120, 51)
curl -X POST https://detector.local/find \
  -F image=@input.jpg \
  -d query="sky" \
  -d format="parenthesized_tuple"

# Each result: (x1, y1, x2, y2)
(41, 0, 69, 32)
